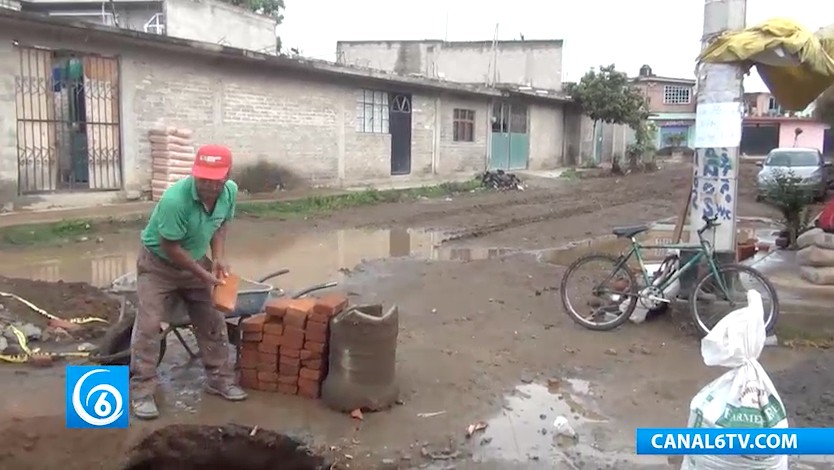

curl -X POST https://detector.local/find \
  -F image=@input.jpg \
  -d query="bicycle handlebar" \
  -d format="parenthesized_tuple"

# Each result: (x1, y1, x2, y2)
(697, 215, 720, 236)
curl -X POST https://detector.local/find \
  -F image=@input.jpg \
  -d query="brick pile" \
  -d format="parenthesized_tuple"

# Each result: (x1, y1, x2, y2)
(238, 294, 348, 398)
(148, 126, 195, 201)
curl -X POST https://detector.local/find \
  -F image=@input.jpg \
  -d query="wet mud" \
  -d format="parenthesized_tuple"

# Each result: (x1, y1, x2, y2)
(123, 424, 329, 470)
(0, 275, 122, 340)
(772, 348, 834, 427)
(0, 161, 824, 469)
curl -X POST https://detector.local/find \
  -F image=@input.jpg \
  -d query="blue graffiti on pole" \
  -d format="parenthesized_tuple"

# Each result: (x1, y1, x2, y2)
(692, 148, 734, 220)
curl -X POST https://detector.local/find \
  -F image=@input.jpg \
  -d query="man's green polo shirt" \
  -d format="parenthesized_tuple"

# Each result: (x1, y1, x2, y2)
(141, 177, 237, 261)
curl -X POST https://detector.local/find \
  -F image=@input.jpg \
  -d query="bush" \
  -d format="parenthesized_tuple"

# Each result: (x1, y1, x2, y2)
(763, 169, 815, 249)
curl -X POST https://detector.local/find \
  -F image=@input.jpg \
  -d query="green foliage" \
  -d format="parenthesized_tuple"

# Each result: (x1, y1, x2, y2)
(566, 64, 650, 129)
(236, 179, 483, 218)
(664, 132, 687, 148)
(626, 120, 658, 169)
(763, 169, 815, 248)
(223, 0, 285, 20)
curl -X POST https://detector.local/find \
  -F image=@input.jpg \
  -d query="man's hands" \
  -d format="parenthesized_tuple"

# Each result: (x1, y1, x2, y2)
(197, 260, 229, 287)
(199, 259, 230, 287)
(213, 259, 230, 280)
(199, 268, 224, 287)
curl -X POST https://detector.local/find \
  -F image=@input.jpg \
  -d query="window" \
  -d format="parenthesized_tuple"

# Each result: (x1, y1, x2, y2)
(663, 85, 691, 105)
(453, 108, 475, 142)
(356, 90, 388, 133)
(144, 13, 165, 35)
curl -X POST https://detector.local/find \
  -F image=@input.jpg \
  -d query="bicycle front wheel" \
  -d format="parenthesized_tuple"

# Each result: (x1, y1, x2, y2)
(560, 253, 638, 331)
(689, 263, 780, 337)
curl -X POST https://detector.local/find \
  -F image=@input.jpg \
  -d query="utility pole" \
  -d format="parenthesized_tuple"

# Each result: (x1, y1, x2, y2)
(689, 0, 747, 265)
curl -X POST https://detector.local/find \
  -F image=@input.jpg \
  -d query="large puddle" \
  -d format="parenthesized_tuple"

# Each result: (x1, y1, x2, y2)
(466, 378, 670, 468)
(0, 228, 517, 292)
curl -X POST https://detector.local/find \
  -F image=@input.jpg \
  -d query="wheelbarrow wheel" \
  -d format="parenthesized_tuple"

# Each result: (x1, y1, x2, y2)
(92, 309, 167, 367)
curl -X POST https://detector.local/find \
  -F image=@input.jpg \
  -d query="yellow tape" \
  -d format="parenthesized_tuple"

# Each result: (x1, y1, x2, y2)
(7, 325, 31, 356)
(0, 354, 28, 363)
(0, 291, 108, 325)
(0, 322, 92, 365)
(0, 292, 101, 366)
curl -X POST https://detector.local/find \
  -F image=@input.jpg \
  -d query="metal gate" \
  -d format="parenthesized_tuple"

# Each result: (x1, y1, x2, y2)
(489, 101, 529, 170)
(740, 123, 780, 156)
(15, 46, 122, 194)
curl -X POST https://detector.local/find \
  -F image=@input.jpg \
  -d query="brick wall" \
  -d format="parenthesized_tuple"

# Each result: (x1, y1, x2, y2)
(633, 80, 696, 114)
(438, 95, 489, 174)
(528, 103, 564, 169)
(0, 21, 499, 201)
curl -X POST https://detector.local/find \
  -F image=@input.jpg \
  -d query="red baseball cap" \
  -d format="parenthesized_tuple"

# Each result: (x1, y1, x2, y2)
(192, 144, 232, 180)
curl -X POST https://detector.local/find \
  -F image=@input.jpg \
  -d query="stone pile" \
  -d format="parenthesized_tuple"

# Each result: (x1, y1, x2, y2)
(237, 294, 348, 398)
(148, 126, 195, 201)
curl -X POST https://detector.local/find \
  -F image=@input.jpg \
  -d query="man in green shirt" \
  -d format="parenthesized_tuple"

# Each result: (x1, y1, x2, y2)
(130, 144, 247, 420)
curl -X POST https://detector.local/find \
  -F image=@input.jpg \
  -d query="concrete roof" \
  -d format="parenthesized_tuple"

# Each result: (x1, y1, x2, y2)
(632, 75, 696, 85)
(0, 9, 572, 105)
(337, 39, 564, 48)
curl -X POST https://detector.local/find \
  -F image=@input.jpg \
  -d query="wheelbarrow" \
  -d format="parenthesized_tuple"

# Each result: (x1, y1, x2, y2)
(89, 269, 337, 366)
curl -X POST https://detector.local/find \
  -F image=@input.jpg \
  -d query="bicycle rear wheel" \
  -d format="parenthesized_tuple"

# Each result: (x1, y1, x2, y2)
(689, 263, 780, 337)
(560, 253, 638, 331)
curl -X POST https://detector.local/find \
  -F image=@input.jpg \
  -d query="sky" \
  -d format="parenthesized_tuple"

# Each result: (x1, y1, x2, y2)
(278, 0, 834, 92)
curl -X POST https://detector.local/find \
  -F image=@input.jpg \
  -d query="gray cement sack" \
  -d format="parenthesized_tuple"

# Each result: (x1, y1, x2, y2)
(321, 305, 399, 413)
(799, 266, 834, 285)
(797, 245, 834, 267)
(797, 228, 834, 250)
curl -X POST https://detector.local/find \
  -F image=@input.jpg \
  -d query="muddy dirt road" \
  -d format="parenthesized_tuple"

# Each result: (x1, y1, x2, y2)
(0, 161, 823, 470)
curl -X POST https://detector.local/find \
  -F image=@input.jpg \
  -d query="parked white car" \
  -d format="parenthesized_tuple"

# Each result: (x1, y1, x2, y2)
(756, 147, 831, 202)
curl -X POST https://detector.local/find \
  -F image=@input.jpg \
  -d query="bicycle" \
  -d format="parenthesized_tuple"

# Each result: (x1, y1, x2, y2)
(559, 215, 779, 336)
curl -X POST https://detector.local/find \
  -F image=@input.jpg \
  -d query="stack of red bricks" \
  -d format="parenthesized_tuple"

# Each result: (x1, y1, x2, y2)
(238, 294, 348, 398)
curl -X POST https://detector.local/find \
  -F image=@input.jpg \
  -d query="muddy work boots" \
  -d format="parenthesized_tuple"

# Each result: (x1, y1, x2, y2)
(131, 384, 248, 420)
(132, 396, 159, 420)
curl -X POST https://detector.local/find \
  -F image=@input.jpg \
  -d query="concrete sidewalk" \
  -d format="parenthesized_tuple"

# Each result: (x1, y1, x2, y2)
(0, 173, 483, 229)
(750, 250, 834, 338)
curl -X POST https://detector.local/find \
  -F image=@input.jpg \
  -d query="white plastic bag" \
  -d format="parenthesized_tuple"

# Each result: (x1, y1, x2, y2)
(681, 290, 788, 470)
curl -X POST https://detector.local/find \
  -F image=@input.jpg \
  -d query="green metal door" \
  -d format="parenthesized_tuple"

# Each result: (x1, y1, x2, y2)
(508, 103, 529, 170)
(489, 101, 529, 170)
(490, 133, 510, 169)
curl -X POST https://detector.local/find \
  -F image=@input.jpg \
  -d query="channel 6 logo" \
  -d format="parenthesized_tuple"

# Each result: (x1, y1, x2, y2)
(65, 365, 129, 429)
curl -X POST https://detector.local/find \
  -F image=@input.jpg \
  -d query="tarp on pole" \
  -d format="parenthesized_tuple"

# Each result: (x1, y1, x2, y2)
(698, 18, 834, 111)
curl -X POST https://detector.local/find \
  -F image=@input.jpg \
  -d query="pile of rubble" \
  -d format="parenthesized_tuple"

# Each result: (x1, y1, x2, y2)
(479, 170, 523, 191)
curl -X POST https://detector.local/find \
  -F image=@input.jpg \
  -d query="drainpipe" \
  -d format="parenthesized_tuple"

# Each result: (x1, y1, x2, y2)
(433, 96, 441, 175)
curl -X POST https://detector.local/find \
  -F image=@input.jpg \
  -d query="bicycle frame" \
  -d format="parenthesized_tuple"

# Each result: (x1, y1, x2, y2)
(602, 234, 732, 299)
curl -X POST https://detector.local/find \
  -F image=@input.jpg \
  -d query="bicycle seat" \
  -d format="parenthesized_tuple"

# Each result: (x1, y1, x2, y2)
(612, 225, 649, 238)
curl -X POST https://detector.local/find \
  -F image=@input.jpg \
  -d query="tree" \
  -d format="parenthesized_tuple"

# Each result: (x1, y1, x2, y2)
(222, 0, 285, 51)
(763, 169, 816, 249)
(813, 85, 834, 125)
(566, 64, 651, 168)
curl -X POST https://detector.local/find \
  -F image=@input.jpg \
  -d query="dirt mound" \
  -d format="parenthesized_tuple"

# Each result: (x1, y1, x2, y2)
(771, 349, 834, 427)
(123, 424, 329, 470)
(0, 416, 127, 470)
(0, 275, 121, 338)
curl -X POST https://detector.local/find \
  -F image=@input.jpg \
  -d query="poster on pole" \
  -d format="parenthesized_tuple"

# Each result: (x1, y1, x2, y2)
(693, 102, 743, 148)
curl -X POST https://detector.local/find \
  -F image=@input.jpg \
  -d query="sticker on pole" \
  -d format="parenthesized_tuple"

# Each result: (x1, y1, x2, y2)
(694, 102, 743, 148)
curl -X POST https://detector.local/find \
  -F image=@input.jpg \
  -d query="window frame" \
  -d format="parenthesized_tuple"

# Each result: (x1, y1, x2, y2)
(452, 108, 476, 142)
(356, 89, 389, 134)
(663, 85, 691, 105)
